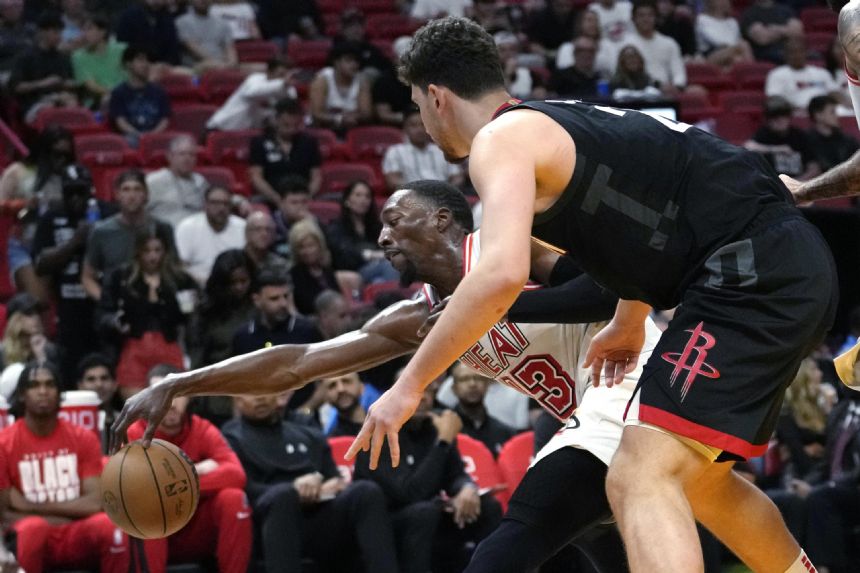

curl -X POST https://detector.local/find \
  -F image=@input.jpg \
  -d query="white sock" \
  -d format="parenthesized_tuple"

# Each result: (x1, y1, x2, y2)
(784, 550, 817, 573)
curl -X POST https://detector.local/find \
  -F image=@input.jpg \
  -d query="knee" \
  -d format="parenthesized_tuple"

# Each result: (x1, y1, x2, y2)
(214, 488, 249, 512)
(343, 480, 386, 507)
(90, 512, 125, 542)
(401, 501, 441, 528)
(605, 452, 636, 507)
(13, 515, 51, 547)
(258, 484, 300, 516)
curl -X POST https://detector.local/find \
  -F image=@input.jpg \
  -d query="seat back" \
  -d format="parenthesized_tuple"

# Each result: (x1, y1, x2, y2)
(495, 431, 534, 507)
(327, 435, 356, 483)
(456, 434, 507, 508)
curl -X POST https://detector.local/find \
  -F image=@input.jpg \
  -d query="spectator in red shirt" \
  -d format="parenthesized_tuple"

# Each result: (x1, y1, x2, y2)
(126, 364, 252, 573)
(0, 360, 161, 573)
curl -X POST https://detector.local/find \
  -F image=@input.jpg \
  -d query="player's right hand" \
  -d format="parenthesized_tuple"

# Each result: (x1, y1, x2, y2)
(583, 319, 644, 388)
(109, 378, 177, 453)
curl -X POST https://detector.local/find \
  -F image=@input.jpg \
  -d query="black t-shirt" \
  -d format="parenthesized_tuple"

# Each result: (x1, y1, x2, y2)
(115, 4, 181, 65)
(9, 46, 74, 112)
(751, 125, 815, 178)
(109, 82, 172, 132)
(740, 3, 795, 61)
(550, 67, 599, 99)
(249, 133, 322, 188)
(504, 100, 792, 309)
(455, 405, 517, 458)
(290, 263, 339, 315)
(805, 128, 859, 172)
(525, 7, 576, 50)
(372, 71, 413, 115)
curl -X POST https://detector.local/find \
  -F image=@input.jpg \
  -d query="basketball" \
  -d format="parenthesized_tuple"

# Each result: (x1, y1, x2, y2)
(101, 439, 200, 539)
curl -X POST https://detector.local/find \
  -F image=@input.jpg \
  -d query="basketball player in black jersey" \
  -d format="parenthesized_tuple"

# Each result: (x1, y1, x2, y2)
(346, 15, 838, 573)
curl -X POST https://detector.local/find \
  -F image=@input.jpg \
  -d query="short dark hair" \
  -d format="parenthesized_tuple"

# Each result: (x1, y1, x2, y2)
(254, 266, 293, 292)
(808, 94, 837, 119)
(10, 361, 62, 418)
(86, 14, 110, 32)
(205, 185, 231, 200)
(632, 0, 658, 16)
(275, 97, 303, 117)
(328, 41, 363, 65)
(147, 363, 181, 384)
(400, 16, 505, 99)
(397, 180, 474, 232)
(764, 96, 793, 118)
(37, 11, 63, 30)
(77, 353, 115, 381)
(277, 174, 310, 197)
(115, 169, 147, 189)
(122, 45, 150, 65)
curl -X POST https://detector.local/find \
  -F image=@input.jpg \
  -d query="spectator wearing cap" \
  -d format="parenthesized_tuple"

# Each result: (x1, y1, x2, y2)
(8, 11, 78, 123)
(765, 36, 846, 112)
(175, 0, 237, 73)
(71, 14, 126, 108)
(108, 46, 171, 147)
(249, 98, 322, 203)
(308, 42, 372, 134)
(32, 164, 114, 384)
(208, 57, 298, 132)
(115, 0, 181, 66)
(745, 96, 820, 181)
(175, 185, 247, 286)
(806, 94, 859, 172)
(0, 0, 35, 84)
(334, 9, 394, 75)
(372, 36, 414, 126)
(145, 134, 209, 228)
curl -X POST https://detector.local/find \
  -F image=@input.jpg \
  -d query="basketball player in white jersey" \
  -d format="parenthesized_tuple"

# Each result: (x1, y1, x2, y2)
(112, 182, 814, 572)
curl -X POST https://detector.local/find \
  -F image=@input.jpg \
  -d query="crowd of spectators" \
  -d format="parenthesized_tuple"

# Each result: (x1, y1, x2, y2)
(0, 0, 856, 571)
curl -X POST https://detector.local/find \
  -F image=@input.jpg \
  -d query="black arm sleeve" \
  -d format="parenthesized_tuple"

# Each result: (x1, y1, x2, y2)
(508, 256, 619, 324)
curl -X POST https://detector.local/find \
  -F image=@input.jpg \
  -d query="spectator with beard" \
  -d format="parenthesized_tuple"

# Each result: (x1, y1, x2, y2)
(244, 211, 289, 274)
(449, 361, 516, 457)
(76, 353, 122, 453)
(324, 372, 368, 437)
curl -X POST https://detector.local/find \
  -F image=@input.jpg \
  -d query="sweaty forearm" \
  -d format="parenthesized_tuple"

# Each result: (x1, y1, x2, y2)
(795, 150, 860, 202)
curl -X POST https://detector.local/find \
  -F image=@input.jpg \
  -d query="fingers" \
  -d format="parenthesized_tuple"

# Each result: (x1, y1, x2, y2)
(109, 413, 128, 455)
(142, 423, 157, 449)
(345, 422, 373, 461)
(369, 424, 386, 470)
(603, 360, 615, 388)
(590, 358, 604, 388)
(388, 431, 400, 468)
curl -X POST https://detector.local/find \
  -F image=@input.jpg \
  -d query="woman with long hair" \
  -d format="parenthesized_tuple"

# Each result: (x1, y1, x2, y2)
(609, 45, 659, 93)
(327, 180, 398, 284)
(779, 357, 835, 478)
(97, 224, 197, 398)
(289, 219, 361, 315)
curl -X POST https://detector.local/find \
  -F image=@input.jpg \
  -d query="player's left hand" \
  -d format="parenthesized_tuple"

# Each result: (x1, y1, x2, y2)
(583, 319, 644, 388)
(345, 383, 423, 469)
(451, 485, 481, 529)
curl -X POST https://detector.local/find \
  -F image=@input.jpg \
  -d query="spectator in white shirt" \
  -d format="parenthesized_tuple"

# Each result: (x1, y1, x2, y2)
(146, 135, 208, 228)
(588, 0, 632, 43)
(765, 36, 846, 112)
(210, 0, 260, 41)
(411, 0, 473, 20)
(175, 0, 237, 72)
(619, 0, 686, 93)
(556, 9, 620, 77)
(696, 0, 753, 68)
(382, 109, 463, 193)
(207, 57, 296, 131)
(175, 185, 247, 285)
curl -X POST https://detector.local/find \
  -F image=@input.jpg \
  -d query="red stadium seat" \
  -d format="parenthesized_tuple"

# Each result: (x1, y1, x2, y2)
(495, 432, 534, 508)
(170, 104, 217, 143)
(806, 31, 835, 56)
(139, 131, 194, 167)
(158, 73, 202, 104)
(718, 90, 765, 116)
(32, 107, 104, 134)
(685, 62, 734, 92)
(675, 92, 722, 122)
(306, 127, 349, 161)
(319, 162, 380, 198)
(366, 13, 422, 40)
(75, 133, 141, 166)
(235, 40, 280, 63)
(196, 166, 243, 195)
(287, 39, 333, 70)
(731, 61, 775, 90)
(713, 112, 758, 145)
(456, 434, 507, 508)
(317, 0, 343, 13)
(327, 436, 355, 482)
(309, 200, 341, 225)
(199, 69, 248, 104)
(349, 0, 398, 14)
(346, 125, 403, 160)
(800, 7, 837, 33)
(839, 116, 860, 140)
(204, 129, 261, 162)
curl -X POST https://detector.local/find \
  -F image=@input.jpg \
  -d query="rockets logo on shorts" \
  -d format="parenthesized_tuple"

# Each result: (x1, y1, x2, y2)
(661, 321, 720, 401)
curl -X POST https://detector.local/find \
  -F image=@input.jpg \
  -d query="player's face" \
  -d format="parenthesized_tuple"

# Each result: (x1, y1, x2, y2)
(378, 191, 441, 286)
(411, 85, 468, 162)
(324, 374, 363, 412)
(23, 368, 60, 418)
(79, 365, 117, 405)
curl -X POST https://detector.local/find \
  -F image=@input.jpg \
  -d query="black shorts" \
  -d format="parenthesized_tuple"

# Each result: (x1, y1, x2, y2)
(629, 205, 838, 461)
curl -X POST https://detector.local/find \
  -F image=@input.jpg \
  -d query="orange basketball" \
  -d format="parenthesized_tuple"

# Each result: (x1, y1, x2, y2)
(101, 439, 200, 539)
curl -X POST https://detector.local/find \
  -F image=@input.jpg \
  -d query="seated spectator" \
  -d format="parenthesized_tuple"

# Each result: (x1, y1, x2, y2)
(308, 42, 372, 133)
(145, 135, 207, 227)
(0, 361, 162, 573)
(526, 0, 577, 58)
(176, 0, 238, 72)
(244, 210, 289, 272)
(96, 225, 196, 397)
(72, 15, 126, 108)
(32, 165, 109, 383)
(323, 372, 368, 437)
(115, 0, 181, 66)
(655, 0, 695, 56)
(740, 0, 803, 64)
(256, 0, 323, 42)
(334, 8, 394, 75)
(550, 36, 601, 99)
(207, 56, 297, 131)
(272, 175, 317, 259)
(588, 0, 632, 43)
(81, 170, 175, 301)
(618, 0, 686, 94)
(806, 94, 859, 171)
(556, 9, 618, 78)
(382, 109, 463, 192)
(449, 361, 516, 457)
(766, 37, 846, 113)
(127, 364, 252, 573)
(0, 0, 34, 84)
(471, 0, 519, 34)
(1, 126, 76, 302)
(609, 44, 660, 96)
(76, 352, 122, 453)
(59, 0, 87, 53)
(412, 0, 473, 19)
(745, 96, 820, 181)
(109, 46, 171, 147)
(249, 98, 322, 203)
(496, 31, 545, 100)
(778, 357, 832, 480)
(176, 185, 247, 285)
(327, 180, 398, 284)
(231, 267, 322, 410)
(354, 378, 504, 573)
(373, 36, 416, 126)
(314, 289, 351, 340)
(695, 0, 753, 68)
(223, 391, 399, 573)
(210, 0, 261, 41)
(0, 294, 58, 389)
(289, 219, 361, 315)
(9, 11, 78, 123)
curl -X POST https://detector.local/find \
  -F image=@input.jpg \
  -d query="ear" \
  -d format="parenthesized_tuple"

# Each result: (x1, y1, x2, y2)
(435, 207, 453, 233)
(427, 83, 445, 112)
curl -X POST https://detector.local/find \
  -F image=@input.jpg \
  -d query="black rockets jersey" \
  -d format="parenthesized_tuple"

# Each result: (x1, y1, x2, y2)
(498, 100, 797, 310)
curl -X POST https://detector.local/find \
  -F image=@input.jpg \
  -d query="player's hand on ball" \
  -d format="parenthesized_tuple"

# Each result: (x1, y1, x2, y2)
(583, 319, 644, 388)
(110, 376, 178, 452)
(345, 383, 423, 469)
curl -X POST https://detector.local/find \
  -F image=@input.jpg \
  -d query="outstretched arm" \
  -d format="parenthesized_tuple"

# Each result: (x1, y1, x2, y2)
(780, 150, 860, 203)
(110, 299, 428, 450)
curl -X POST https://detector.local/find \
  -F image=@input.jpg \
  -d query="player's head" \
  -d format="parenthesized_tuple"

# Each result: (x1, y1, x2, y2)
(378, 180, 474, 286)
(839, 1, 860, 73)
(400, 16, 506, 161)
(11, 360, 62, 419)
(450, 361, 491, 407)
(323, 373, 364, 415)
